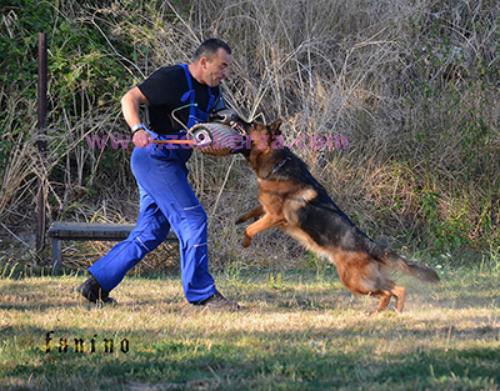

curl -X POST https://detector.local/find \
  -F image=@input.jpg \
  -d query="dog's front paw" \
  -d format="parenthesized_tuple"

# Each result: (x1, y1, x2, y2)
(242, 234, 252, 248)
(235, 216, 246, 225)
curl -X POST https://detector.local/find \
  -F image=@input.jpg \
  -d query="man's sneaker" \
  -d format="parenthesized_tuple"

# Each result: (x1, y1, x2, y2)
(197, 291, 240, 311)
(76, 275, 115, 304)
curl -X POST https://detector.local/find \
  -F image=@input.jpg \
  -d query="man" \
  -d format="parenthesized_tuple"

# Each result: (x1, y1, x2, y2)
(77, 38, 239, 310)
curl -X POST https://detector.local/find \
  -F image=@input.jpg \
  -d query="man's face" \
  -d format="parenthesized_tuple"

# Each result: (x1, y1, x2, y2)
(200, 48, 232, 87)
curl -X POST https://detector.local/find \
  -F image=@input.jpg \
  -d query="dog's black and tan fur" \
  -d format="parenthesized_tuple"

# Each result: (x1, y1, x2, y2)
(237, 120, 439, 313)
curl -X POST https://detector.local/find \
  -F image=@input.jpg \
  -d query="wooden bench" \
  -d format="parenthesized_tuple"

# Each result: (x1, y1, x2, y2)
(47, 222, 177, 274)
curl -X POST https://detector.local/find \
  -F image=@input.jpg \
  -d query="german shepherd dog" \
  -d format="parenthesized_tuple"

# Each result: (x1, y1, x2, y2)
(236, 120, 439, 313)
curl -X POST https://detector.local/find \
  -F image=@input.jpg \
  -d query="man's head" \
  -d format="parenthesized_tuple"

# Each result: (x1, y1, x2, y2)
(191, 38, 232, 87)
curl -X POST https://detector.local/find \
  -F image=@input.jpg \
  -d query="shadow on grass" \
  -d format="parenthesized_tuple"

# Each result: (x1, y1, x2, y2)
(1, 322, 498, 390)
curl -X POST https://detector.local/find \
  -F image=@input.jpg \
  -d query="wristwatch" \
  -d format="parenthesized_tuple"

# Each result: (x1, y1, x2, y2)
(130, 123, 147, 134)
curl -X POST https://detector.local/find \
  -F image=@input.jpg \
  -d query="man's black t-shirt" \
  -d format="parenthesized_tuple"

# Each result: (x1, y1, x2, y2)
(138, 65, 223, 135)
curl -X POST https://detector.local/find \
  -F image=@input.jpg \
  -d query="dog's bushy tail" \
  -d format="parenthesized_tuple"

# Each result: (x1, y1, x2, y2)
(363, 238, 440, 283)
(385, 250, 440, 283)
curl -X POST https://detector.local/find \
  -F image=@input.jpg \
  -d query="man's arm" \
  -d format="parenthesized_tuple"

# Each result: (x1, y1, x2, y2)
(121, 86, 151, 148)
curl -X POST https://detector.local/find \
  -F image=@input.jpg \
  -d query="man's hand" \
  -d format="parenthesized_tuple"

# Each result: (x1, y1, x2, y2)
(132, 129, 152, 147)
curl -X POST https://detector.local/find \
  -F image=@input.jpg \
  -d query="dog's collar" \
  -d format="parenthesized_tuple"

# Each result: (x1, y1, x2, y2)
(260, 156, 291, 179)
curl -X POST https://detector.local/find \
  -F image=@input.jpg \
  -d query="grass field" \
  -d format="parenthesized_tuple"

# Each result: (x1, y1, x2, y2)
(0, 265, 498, 390)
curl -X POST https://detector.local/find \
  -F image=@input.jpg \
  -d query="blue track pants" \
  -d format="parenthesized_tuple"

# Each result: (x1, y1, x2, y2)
(88, 145, 217, 303)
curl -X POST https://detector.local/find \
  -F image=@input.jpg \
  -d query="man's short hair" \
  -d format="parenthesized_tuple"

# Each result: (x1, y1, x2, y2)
(193, 38, 232, 60)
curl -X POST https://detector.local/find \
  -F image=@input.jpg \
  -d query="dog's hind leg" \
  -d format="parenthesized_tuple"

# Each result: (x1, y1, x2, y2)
(391, 286, 406, 313)
(236, 205, 264, 225)
(376, 292, 392, 312)
(367, 291, 392, 315)
(368, 286, 406, 315)
(242, 214, 285, 248)
(366, 292, 391, 316)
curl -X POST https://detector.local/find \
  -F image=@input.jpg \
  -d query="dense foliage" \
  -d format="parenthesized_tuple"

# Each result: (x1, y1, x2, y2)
(0, 0, 497, 269)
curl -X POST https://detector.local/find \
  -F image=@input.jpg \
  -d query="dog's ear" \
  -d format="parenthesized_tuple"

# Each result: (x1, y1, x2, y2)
(269, 119, 282, 136)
